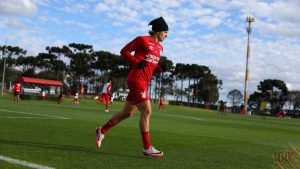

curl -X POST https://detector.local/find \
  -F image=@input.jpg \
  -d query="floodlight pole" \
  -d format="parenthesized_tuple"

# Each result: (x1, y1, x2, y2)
(243, 16, 255, 115)
(1, 45, 8, 96)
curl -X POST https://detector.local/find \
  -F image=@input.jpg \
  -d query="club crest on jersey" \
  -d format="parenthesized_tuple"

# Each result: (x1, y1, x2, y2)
(141, 91, 146, 99)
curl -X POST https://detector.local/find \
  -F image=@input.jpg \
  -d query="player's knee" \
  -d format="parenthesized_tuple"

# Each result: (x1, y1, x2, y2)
(142, 109, 152, 117)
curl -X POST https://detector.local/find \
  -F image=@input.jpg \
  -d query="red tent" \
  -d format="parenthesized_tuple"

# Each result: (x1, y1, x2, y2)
(18, 77, 63, 86)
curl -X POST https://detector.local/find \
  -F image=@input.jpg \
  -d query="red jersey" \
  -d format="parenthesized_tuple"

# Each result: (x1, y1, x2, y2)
(120, 36, 163, 89)
(14, 83, 22, 93)
(159, 98, 164, 105)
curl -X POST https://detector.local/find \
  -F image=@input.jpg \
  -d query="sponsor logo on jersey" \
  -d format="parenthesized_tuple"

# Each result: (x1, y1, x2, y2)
(145, 53, 160, 64)
(141, 91, 146, 99)
(149, 45, 154, 50)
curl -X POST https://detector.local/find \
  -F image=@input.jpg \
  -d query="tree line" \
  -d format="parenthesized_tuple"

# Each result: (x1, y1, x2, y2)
(227, 79, 300, 114)
(0, 43, 222, 104)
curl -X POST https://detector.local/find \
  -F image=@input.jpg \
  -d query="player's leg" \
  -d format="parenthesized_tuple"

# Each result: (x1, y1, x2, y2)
(13, 92, 16, 103)
(96, 101, 137, 148)
(17, 94, 20, 104)
(98, 94, 105, 103)
(136, 101, 163, 157)
(105, 94, 110, 112)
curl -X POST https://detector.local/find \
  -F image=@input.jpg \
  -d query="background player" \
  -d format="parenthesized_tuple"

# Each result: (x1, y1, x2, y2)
(13, 80, 22, 104)
(73, 92, 79, 104)
(159, 96, 166, 111)
(97, 79, 111, 112)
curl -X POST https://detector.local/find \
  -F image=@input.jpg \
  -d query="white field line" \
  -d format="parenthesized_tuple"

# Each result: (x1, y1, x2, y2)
(0, 116, 64, 119)
(156, 113, 204, 121)
(0, 109, 69, 120)
(0, 155, 55, 169)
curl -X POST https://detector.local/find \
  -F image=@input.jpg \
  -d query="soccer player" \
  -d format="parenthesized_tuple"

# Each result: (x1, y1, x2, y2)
(97, 79, 111, 112)
(57, 91, 63, 104)
(41, 90, 46, 101)
(159, 96, 166, 111)
(13, 80, 22, 104)
(73, 92, 79, 104)
(95, 16, 168, 157)
(218, 100, 226, 116)
(240, 103, 245, 115)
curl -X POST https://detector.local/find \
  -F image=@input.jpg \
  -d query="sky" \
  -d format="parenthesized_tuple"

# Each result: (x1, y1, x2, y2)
(0, 0, 300, 100)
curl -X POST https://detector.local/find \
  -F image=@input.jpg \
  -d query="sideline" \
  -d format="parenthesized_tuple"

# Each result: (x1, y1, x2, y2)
(0, 155, 55, 169)
(0, 109, 70, 120)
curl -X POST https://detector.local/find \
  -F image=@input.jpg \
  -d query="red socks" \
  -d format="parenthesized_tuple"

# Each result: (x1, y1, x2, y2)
(141, 132, 151, 150)
(101, 121, 151, 150)
(105, 100, 109, 110)
(101, 120, 114, 134)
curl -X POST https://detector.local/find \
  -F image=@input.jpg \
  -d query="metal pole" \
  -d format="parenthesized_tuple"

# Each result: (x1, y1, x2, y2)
(1, 56, 6, 96)
(244, 16, 255, 115)
(1, 46, 7, 96)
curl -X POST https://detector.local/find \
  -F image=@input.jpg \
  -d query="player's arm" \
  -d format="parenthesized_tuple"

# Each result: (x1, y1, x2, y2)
(107, 84, 111, 95)
(120, 36, 143, 66)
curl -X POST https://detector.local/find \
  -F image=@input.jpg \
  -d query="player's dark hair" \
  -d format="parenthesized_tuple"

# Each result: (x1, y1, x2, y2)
(148, 30, 156, 35)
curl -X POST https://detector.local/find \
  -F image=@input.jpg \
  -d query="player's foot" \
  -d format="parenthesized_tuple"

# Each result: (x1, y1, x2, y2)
(105, 110, 109, 112)
(143, 146, 164, 157)
(95, 127, 105, 148)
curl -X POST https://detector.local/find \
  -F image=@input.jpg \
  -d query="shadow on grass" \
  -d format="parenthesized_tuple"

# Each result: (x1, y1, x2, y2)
(0, 139, 146, 159)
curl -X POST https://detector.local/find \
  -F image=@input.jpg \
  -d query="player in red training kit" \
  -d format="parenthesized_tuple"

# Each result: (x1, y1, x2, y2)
(159, 97, 166, 111)
(97, 79, 111, 112)
(73, 92, 79, 104)
(13, 80, 22, 104)
(95, 17, 168, 157)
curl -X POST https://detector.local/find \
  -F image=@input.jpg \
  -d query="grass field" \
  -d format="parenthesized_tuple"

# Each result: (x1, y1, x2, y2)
(0, 94, 300, 169)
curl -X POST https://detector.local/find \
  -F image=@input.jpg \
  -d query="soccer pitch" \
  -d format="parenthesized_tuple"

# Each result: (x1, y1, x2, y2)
(0, 94, 299, 169)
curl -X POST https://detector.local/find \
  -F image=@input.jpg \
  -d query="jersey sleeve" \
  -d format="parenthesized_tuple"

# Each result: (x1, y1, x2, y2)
(107, 84, 111, 93)
(120, 36, 143, 66)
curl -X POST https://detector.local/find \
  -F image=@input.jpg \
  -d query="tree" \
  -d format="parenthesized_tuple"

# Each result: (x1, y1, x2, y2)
(158, 56, 173, 98)
(173, 63, 187, 102)
(195, 72, 220, 103)
(45, 46, 68, 80)
(65, 43, 95, 93)
(249, 79, 289, 114)
(0, 45, 26, 86)
(227, 89, 243, 108)
(287, 91, 300, 111)
(189, 64, 210, 104)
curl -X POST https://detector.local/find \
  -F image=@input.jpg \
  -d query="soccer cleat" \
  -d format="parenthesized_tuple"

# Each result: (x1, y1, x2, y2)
(105, 110, 109, 112)
(95, 127, 105, 148)
(143, 146, 164, 157)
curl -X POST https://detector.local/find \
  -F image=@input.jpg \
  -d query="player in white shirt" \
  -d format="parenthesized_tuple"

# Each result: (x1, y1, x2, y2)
(97, 79, 111, 112)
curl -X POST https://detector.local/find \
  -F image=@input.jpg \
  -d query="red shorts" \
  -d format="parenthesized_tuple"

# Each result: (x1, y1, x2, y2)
(101, 93, 110, 101)
(14, 91, 20, 96)
(126, 81, 149, 104)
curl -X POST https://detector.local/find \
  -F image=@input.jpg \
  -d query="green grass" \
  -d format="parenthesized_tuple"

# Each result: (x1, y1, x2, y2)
(0, 93, 299, 169)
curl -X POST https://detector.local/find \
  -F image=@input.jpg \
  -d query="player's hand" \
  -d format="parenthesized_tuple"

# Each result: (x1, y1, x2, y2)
(137, 61, 147, 69)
